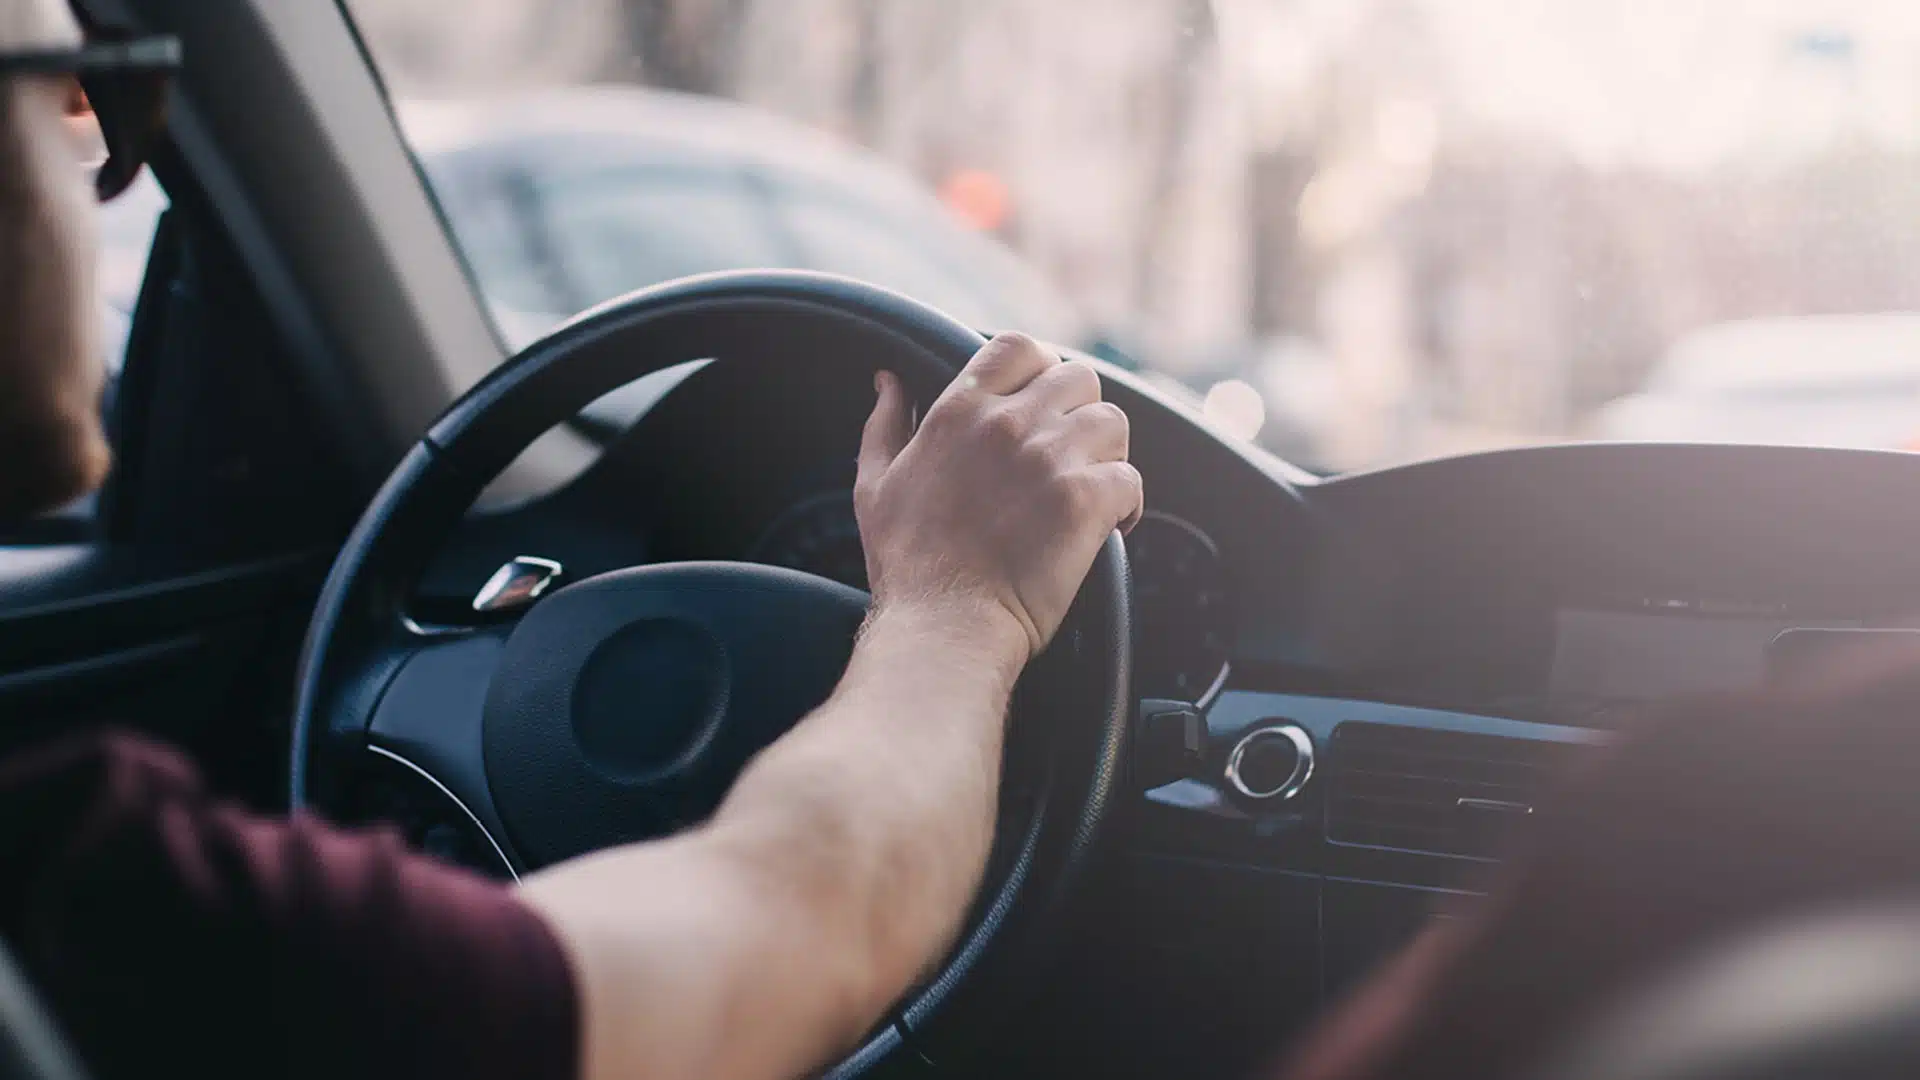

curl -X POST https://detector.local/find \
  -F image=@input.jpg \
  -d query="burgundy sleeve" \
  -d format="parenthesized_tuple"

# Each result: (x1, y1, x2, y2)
(0, 733, 579, 1080)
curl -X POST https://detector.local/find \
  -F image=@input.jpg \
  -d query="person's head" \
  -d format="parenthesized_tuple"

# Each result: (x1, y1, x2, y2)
(0, 0, 107, 521)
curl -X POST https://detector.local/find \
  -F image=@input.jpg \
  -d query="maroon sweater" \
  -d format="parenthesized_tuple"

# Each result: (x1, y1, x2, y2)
(0, 734, 577, 1080)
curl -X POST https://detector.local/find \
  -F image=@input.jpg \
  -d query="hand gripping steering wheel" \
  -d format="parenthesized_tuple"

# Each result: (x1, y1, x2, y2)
(288, 270, 1132, 1075)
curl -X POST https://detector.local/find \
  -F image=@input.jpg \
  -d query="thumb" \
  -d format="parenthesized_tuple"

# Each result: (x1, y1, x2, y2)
(858, 370, 912, 481)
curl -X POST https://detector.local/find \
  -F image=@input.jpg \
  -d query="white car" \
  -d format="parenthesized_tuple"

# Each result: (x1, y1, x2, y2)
(1592, 314, 1920, 450)
(98, 86, 1115, 370)
(398, 87, 1092, 352)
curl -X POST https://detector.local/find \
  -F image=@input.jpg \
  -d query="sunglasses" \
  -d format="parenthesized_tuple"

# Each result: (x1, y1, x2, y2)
(0, 31, 180, 200)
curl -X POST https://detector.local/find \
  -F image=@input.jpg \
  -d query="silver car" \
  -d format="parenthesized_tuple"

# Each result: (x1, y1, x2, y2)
(1593, 314, 1920, 451)
(101, 85, 1103, 372)
(398, 86, 1091, 352)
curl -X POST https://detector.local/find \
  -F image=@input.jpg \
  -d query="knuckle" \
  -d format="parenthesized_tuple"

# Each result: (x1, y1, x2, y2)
(922, 396, 969, 437)
(989, 330, 1040, 357)
(969, 333, 1021, 371)
(1087, 400, 1129, 434)
(1053, 469, 1098, 517)
(985, 403, 1030, 443)
(1059, 359, 1101, 394)
(1023, 440, 1062, 478)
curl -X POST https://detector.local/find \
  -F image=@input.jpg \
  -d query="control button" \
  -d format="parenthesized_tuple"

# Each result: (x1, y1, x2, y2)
(1136, 698, 1207, 790)
(1225, 724, 1314, 801)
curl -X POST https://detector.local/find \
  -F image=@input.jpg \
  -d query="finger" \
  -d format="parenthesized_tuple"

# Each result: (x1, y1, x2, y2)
(953, 331, 1058, 398)
(1054, 400, 1129, 465)
(857, 370, 912, 481)
(1078, 460, 1145, 536)
(1020, 358, 1103, 414)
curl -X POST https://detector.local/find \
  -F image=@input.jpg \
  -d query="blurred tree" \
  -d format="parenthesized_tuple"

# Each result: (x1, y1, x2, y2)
(1247, 150, 1317, 336)
(1132, 0, 1217, 314)
(846, 0, 884, 145)
(614, 0, 756, 93)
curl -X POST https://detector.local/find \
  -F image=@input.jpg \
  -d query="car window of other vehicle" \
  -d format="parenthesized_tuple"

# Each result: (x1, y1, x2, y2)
(763, 173, 1085, 344)
(762, 178, 1046, 338)
(416, 155, 573, 335)
(531, 166, 784, 312)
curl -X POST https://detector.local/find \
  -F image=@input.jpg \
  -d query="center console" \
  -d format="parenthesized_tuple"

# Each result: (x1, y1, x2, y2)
(1095, 606, 1920, 1079)
(1134, 691, 1605, 994)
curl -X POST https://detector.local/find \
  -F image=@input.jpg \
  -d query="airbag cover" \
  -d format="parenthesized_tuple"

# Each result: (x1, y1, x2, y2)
(481, 561, 868, 867)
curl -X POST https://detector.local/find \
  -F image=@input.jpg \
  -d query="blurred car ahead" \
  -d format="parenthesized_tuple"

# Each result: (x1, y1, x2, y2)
(1592, 314, 1920, 450)
(99, 86, 1131, 381)
(396, 86, 1102, 356)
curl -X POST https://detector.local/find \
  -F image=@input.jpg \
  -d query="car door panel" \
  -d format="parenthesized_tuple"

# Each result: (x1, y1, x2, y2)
(0, 191, 354, 807)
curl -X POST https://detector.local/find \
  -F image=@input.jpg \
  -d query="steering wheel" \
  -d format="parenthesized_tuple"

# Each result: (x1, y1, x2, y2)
(287, 270, 1133, 1075)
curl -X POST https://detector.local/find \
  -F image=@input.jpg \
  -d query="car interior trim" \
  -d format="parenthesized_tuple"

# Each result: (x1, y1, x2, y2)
(1223, 723, 1315, 802)
(365, 743, 519, 880)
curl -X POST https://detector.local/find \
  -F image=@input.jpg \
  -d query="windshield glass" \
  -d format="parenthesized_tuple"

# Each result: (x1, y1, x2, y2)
(345, 0, 1920, 472)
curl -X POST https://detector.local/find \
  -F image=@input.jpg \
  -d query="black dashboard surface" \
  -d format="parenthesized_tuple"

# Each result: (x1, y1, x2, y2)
(427, 357, 1920, 728)
(1302, 443, 1920, 721)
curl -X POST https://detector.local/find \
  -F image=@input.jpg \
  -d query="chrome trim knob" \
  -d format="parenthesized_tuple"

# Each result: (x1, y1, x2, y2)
(1224, 723, 1314, 801)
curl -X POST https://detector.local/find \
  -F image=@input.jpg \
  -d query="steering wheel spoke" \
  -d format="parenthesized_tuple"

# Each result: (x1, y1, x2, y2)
(366, 630, 519, 872)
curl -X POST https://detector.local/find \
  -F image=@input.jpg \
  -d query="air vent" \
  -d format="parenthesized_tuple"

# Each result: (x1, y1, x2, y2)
(1325, 722, 1584, 859)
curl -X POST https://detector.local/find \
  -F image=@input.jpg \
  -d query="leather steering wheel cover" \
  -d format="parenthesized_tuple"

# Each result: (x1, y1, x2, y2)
(288, 269, 1132, 1073)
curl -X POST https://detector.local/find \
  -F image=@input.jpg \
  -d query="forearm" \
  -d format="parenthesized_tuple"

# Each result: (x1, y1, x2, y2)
(519, 598, 1025, 1080)
(715, 598, 1025, 998)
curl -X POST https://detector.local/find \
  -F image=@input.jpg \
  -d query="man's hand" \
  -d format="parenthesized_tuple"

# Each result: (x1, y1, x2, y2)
(856, 332, 1144, 659)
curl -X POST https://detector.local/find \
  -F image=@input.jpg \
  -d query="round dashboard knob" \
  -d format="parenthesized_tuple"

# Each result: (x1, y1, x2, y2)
(1224, 724, 1315, 801)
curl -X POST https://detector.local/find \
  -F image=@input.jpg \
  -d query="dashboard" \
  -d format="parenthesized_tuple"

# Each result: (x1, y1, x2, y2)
(405, 353, 1920, 1080)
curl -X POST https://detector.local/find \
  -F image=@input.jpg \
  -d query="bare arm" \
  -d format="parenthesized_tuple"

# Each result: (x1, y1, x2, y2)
(518, 333, 1143, 1080)
(517, 601, 1023, 1080)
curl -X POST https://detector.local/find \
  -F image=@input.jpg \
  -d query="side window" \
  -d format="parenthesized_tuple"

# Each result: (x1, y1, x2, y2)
(531, 167, 784, 312)
(95, 172, 169, 378)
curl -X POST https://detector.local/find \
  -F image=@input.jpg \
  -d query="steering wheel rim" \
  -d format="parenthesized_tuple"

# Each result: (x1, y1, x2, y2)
(288, 270, 1133, 1074)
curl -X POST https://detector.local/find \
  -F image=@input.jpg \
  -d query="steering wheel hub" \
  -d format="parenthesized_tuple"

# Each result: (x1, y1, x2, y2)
(573, 618, 726, 779)
(482, 561, 870, 868)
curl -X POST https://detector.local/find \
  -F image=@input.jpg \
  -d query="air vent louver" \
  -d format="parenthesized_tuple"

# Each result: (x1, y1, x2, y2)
(1325, 722, 1584, 859)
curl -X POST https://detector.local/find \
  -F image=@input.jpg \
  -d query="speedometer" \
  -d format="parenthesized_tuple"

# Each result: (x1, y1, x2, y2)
(750, 491, 868, 590)
(1125, 512, 1232, 704)
(753, 495, 1233, 703)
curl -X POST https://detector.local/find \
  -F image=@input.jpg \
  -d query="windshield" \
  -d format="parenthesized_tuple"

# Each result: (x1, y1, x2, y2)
(345, 1, 1920, 472)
